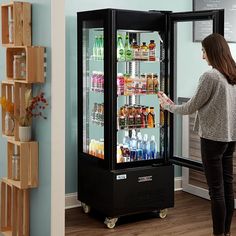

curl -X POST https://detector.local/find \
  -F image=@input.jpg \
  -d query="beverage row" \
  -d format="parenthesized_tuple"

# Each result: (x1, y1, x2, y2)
(118, 131, 159, 162)
(88, 131, 160, 162)
(118, 104, 155, 129)
(90, 71, 159, 95)
(91, 103, 104, 126)
(92, 34, 157, 61)
(89, 139, 104, 159)
(117, 73, 159, 95)
(91, 102, 156, 129)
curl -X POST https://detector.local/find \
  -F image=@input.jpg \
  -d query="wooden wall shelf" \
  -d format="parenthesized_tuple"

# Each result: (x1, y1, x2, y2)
(1, 2, 31, 46)
(7, 140, 39, 189)
(0, 181, 29, 236)
(6, 46, 46, 83)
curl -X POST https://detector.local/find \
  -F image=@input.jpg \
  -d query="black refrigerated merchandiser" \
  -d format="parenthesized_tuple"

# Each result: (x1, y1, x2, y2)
(77, 8, 224, 228)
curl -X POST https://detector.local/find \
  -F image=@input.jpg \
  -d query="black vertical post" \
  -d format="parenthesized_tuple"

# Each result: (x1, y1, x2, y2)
(104, 9, 117, 170)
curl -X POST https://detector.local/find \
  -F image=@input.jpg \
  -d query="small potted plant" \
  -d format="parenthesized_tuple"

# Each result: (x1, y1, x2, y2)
(18, 89, 48, 142)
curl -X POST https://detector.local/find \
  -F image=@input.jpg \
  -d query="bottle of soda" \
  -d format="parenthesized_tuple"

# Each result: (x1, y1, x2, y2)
(117, 34, 125, 61)
(93, 36, 99, 60)
(124, 34, 133, 61)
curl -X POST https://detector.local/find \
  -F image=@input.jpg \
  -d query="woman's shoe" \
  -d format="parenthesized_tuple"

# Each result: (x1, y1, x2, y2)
(224, 233, 230, 236)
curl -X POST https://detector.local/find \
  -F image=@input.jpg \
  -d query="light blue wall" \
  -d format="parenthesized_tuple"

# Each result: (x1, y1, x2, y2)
(65, 0, 192, 194)
(0, 1, 51, 236)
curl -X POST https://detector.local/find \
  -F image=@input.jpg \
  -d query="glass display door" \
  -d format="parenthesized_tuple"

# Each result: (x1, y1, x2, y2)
(81, 20, 105, 160)
(167, 10, 236, 207)
(115, 30, 165, 166)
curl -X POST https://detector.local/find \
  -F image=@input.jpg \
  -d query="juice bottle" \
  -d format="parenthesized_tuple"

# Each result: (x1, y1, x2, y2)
(100, 103, 104, 126)
(140, 42, 149, 61)
(134, 106, 142, 128)
(118, 107, 126, 129)
(153, 73, 159, 93)
(131, 39, 140, 60)
(140, 73, 147, 94)
(127, 106, 135, 129)
(148, 40, 156, 61)
(124, 74, 133, 95)
(160, 109, 165, 127)
(117, 73, 124, 95)
(146, 73, 154, 93)
(147, 107, 155, 128)
(100, 139, 104, 159)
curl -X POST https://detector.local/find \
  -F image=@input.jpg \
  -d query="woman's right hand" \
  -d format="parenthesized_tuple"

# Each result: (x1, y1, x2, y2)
(157, 91, 174, 109)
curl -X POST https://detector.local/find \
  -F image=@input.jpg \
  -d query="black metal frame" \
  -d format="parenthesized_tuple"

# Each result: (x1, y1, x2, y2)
(78, 9, 224, 172)
(78, 9, 170, 171)
(168, 9, 224, 170)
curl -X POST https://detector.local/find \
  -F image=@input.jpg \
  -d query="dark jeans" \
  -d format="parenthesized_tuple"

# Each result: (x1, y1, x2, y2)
(201, 138, 235, 235)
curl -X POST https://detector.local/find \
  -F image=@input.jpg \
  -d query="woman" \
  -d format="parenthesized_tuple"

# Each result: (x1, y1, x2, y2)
(159, 33, 236, 236)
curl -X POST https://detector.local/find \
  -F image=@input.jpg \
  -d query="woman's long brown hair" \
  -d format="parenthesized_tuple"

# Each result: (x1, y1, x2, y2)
(202, 33, 236, 85)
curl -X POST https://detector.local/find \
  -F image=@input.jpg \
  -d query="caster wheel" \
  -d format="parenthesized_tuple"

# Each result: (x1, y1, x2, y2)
(159, 208, 168, 219)
(81, 202, 91, 214)
(104, 217, 118, 229)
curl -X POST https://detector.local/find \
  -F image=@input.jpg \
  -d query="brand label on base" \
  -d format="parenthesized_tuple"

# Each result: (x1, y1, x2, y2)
(116, 174, 127, 180)
(138, 175, 152, 183)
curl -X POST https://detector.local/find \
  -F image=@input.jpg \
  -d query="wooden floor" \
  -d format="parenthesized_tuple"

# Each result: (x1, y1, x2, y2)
(65, 191, 236, 236)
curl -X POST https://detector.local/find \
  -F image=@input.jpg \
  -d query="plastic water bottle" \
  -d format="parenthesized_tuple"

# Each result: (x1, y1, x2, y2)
(136, 132, 143, 160)
(130, 130, 137, 161)
(142, 134, 149, 160)
(149, 135, 157, 159)
(123, 130, 130, 148)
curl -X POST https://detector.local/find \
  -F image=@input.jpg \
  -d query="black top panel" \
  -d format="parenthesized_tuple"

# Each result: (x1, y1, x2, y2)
(116, 9, 166, 31)
(77, 9, 166, 31)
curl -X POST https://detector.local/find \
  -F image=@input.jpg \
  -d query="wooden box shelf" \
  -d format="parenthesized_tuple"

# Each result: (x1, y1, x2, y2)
(6, 140, 38, 189)
(0, 180, 29, 236)
(6, 46, 46, 83)
(1, 2, 31, 46)
(1, 81, 14, 137)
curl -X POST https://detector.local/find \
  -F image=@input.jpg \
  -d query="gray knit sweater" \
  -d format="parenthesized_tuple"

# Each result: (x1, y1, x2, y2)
(165, 68, 236, 142)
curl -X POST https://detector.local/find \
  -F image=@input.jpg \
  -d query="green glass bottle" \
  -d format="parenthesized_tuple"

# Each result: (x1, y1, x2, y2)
(125, 34, 132, 61)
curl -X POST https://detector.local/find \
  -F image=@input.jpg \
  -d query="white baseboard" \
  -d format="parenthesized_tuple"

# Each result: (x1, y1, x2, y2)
(65, 193, 81, 209)
(174, 177, 183, 191)
(65, 177, 182, 209)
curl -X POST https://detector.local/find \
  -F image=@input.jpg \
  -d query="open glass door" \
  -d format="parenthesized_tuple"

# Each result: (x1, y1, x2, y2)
(169, 9, 224, 169)
(167, 10, 236, 205)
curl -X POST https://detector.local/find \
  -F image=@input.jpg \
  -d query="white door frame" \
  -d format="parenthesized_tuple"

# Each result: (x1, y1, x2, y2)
(51, 0, 65, 235)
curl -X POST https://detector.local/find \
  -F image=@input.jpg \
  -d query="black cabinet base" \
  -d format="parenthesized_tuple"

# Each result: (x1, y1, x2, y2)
(78, 158, 174, 218)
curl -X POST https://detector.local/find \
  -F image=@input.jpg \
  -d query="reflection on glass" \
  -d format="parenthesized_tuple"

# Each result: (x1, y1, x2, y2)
(116, 30, 164, 164)
(173, 20, 213, 162)
(82, 20, 104, 159)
